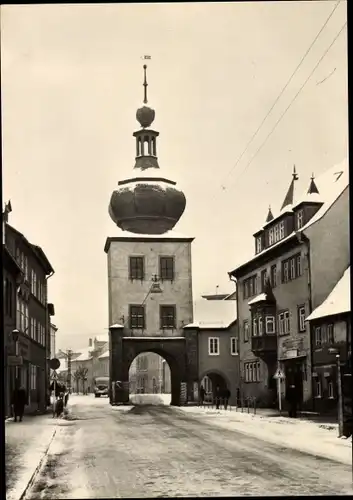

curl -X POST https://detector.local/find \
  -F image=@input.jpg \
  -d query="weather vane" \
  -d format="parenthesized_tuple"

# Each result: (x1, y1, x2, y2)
(141, 55, 151, 104)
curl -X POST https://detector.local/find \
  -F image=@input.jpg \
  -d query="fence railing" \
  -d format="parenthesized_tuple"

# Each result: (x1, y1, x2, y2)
(199, 396, 257, 414)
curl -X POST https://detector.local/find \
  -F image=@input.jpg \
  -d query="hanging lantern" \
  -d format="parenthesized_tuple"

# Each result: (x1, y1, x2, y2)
(150, 274, 163, 294)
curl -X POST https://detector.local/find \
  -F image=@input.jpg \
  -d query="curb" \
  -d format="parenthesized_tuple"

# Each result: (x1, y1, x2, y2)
(18, 427, 57, 500)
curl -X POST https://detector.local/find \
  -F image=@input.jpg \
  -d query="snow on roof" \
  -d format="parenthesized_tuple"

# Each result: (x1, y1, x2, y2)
(230, 231, 297, 273)
(95, 335, 108, 343)
(98, 350, 109, 359)
(109, 323, 124, 329)
(306, 267, 350, 321)
(301, 159, 348, 231)
(72, 347, 93, 363)
(106, 229, 193, 240)
(263, 159, 348, 230)
(248, 293, 268, 306)
(185, 298, 237, 329)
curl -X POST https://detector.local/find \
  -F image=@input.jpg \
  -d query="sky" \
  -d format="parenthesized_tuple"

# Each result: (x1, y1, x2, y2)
(1, 1, 348, 351)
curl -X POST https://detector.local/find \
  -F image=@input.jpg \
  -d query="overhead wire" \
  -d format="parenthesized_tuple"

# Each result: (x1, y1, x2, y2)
(168, 10, 347, 264)
(226, 21, 347, 192)
(210, 0, 343, 202)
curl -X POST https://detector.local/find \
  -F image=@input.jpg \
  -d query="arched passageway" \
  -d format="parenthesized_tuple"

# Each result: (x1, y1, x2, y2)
(128, 352, 171, 404)
(200, 371, 229, 397)
(109, 331, 198, 406)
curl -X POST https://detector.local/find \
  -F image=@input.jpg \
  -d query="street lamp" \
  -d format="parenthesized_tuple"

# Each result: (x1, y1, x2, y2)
(328, 347, 344, 437)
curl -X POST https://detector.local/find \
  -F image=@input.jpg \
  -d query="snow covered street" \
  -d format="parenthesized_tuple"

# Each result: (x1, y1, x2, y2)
(9, 394, 352, 498)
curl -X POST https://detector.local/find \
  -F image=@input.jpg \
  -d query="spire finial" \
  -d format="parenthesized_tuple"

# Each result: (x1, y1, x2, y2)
(293, 164, 299, 180)
(143, 64, 148, 104)
(307, 172, 320, 195)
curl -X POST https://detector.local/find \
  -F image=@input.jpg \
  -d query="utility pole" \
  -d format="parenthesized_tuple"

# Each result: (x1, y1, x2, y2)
(67, 349, 72, 393)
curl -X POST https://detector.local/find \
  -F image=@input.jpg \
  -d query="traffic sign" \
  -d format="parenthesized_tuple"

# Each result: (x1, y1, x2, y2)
(273, 368, 286, 380)
(51, 370, 58, 381)
(49, 358, 60, 370)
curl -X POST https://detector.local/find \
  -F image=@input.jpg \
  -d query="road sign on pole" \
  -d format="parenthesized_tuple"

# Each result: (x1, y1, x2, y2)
(51, 370, 58, 381)
(273, 368, 286, 380)
(49, 358, 60, 370)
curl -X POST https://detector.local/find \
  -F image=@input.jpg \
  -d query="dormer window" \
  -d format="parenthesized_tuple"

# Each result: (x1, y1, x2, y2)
(297, 209, 304, 230)
(256, 237, 262, 254)
(268, 220, 285, 246)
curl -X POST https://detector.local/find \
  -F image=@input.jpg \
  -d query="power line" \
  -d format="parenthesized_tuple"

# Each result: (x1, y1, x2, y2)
(226, 21, 347, 192)
(210, 0, 343, 198)
(163, 4, 346, 264)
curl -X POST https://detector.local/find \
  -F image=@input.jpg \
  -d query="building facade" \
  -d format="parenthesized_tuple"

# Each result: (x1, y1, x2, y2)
(306, 267, 351, 414)
(229, 161, 349, 409)
(186, 298, 239, 405)
(3, 244, 23, 417)
(5, 222, 55, 413)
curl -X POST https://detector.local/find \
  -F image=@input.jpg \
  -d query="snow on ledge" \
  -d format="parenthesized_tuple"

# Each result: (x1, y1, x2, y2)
(248, 293, 268, 305)
(109, 323, 124, 329)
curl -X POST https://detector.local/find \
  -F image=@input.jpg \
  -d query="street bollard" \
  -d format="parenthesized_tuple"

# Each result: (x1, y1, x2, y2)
(247, 398, 250, 413)
(241, 398, 244, 413)
(254, 398, 257, 415)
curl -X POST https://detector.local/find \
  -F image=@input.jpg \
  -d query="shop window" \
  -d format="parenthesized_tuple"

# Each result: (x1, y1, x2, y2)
(314, 377, 322, 398)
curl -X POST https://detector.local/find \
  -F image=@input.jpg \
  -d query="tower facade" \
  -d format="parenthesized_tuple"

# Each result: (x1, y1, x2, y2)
(105, 64, 197, 406)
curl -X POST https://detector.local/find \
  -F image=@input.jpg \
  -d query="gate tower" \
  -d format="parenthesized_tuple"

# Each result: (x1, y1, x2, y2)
(105, 64, 197, 405)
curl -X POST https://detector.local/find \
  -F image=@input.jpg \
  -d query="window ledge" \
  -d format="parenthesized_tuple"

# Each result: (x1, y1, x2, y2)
(314, 396, 322, 399)
(208, 353, 220, 356)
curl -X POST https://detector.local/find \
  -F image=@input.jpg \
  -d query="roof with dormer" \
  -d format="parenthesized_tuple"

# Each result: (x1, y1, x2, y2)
(230, 158, 348, 276)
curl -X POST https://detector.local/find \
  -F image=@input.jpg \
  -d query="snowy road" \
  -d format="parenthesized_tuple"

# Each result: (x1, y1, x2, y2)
(24, 395, 353, 498)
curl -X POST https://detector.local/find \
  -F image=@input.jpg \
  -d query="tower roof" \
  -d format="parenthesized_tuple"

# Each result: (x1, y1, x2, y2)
(108, 62, 186, 235)
(265, 205, 274, 223)
(280, 165, 299, 211)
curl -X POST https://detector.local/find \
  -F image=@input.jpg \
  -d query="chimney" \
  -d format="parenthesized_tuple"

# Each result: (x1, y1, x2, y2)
(89, 338, 92, 347)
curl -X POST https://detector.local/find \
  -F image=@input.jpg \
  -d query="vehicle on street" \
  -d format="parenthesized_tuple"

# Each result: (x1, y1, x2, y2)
(94, 377, 109, 398)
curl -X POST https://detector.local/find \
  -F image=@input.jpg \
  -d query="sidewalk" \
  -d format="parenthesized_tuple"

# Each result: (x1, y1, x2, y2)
(178, 405, 352, 465)
(5, 412, 58, 500)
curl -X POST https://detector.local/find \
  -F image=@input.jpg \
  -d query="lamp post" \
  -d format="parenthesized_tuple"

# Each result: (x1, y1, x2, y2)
(329, 348, 344, 437)
(336, 353, 344, 437)
(12, 329, 20, 382)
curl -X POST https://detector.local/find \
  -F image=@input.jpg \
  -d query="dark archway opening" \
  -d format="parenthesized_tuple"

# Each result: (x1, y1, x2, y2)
(200, 371, 229, 399)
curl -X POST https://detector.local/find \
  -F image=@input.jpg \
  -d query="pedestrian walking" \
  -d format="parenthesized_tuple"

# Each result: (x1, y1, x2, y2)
(223, 387, 231, 410)
(11, 382, 28, 422)
(199, 385, 205, 406)
(286, 384, 298, 418)
(215, 386, 221, 410)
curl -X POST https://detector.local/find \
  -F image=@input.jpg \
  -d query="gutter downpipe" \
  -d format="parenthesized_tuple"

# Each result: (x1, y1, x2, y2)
(297, 231, 314, 412)
(45, 271, 55, 409)
(229, 273, 242, 404)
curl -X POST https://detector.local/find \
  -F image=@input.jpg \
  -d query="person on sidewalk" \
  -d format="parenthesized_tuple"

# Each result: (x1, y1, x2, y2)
(215, 386, 222, 410)
(286, 384, 298, 418)
(11, 382, 28, 422)
(223, 387, 231, 410)
(199, 385, 205, 406)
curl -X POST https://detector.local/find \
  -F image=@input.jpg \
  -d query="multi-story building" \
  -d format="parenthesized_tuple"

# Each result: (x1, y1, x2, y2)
(229, 161, 349, 409)
(3, 238, 24, 417)
(185, 297, 238, 404)
(306, 266, 351, 414)
(5, 222, 55, 413)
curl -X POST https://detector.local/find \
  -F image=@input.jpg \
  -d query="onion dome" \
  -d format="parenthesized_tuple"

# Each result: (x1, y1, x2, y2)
(109, 63, 186, 234)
